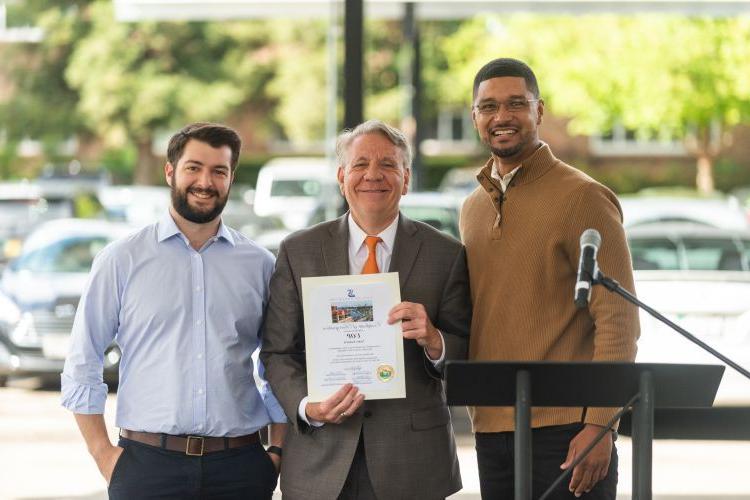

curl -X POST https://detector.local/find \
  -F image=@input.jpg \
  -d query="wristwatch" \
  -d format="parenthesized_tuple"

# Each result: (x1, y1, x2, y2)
(266, 445, 283, 457)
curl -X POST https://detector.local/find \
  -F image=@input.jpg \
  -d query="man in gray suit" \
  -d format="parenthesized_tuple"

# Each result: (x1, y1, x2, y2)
(260, 119, 471, 500)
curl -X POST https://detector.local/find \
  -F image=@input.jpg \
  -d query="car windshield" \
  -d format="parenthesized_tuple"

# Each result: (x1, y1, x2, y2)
(630, 238, 680, 270)
(630, 236, 750, 271)
(13, 236, 109, 273)
(400, 206, 459, 239)
(270, 180, 321, 197)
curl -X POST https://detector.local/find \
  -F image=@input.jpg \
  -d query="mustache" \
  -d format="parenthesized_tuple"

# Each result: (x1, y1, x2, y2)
(188, 187, 219, 197)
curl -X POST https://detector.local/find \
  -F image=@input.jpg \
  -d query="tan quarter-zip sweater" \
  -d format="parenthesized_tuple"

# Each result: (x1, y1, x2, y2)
(459, 144, 640, 433)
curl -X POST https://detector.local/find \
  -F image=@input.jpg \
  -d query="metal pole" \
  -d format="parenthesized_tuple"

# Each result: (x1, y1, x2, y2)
(401, 2, 422, 189)
(515, 370, 532, 500)
(343, 0, 363, 129)
(632, 370, 653, 500)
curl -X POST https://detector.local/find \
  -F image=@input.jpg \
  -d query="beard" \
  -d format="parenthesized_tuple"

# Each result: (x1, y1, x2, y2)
(171, 184, 229, 224)
(490, 143, 525, 158)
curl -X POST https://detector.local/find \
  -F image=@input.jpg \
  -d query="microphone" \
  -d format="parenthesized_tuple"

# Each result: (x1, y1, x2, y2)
(574, 229, 601, 309)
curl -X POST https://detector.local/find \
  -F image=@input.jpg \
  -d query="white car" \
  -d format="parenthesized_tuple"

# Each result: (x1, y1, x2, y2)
(253, 157, 338, 231)
(626, 223, 750, 406)
(620, 195, 749, 230)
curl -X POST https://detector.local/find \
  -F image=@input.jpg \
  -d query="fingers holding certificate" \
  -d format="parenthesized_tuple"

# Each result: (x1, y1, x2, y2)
(388, 301, 444, 360)
(304, 383, 366, 424)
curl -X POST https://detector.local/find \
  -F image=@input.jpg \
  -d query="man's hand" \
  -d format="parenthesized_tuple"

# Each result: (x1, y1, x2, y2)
(388, 302, 443, 360)
(561, 424, 613, 497)
(92, 444, 125, 485)
(268, 452, 281, 473)
(305, 383, 365, 424)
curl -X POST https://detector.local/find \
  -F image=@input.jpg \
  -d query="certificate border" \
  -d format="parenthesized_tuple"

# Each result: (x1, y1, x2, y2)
(301, 272, 406, 402)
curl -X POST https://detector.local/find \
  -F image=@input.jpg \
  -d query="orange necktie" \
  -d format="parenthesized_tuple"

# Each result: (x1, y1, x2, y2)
(361, 236, 382, 274)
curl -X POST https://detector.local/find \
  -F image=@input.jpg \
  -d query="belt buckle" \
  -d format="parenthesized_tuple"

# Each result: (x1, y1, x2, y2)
(185, 436, 204, 456)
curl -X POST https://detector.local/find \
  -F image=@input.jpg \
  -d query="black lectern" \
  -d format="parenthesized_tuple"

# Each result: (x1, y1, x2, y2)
(445, 361, 724, 500)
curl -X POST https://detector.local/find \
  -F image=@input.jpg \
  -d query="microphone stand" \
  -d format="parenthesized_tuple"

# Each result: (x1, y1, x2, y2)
(595, 270, 750, 382)
(539, 268, 750, 500)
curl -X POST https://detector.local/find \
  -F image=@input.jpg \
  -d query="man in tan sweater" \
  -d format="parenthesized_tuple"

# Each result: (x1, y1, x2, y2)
(460, 58, 639, 498)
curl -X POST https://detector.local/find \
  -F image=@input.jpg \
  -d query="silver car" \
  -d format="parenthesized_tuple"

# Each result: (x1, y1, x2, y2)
(0, 218, 134, 386)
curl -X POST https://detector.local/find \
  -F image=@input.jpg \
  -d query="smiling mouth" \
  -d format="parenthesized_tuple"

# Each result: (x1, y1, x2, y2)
(491, 128, 517, 137)
(189, 190, 216, 200)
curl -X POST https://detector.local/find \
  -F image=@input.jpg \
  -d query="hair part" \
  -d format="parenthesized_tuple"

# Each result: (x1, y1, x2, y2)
(335, 119, 412, 170)
(473, 58, 540, 100)
(166, 122, 242, 172)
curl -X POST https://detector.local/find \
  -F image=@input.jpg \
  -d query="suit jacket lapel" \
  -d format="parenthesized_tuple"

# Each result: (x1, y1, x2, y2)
(322, 214, 350, 276)
(389, 213, 421, 289)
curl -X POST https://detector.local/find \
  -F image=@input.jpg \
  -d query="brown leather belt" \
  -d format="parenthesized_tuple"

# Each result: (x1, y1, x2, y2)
(120, 429, 260, 456)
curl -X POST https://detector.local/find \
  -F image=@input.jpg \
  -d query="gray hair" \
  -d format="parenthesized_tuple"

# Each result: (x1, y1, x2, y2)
(335, 120, 412, 170)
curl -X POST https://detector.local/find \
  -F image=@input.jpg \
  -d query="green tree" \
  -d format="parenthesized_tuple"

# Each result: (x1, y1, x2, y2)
(65, 2, 277, 184)
(0, 1, 91, 163)
(441, 15, 750, 193)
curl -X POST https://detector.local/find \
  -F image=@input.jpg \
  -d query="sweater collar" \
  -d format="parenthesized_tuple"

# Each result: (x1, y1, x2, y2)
(476, 142, 557, 194)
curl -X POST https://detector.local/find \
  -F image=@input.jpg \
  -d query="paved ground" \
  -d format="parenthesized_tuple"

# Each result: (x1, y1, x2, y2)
(1, 382, 749, 500)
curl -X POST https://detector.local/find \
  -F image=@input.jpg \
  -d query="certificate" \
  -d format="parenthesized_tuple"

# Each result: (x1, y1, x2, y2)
(301, 272, 406, 402)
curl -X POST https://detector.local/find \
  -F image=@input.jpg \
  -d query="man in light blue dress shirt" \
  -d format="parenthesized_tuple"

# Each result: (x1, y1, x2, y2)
(61, 123, 287, 499)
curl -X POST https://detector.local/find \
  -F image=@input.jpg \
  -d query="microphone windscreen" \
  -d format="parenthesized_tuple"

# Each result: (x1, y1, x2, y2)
(580, 228, 601, 248)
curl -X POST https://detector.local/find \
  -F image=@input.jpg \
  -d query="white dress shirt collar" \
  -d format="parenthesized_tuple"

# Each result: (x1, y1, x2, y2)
(347, 213, 399, 258)
(157, 211, 235, 247)
(490, 163, 521, 193)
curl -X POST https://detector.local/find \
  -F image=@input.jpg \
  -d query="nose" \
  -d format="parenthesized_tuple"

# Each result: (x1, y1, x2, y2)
(491, 104, 514, 123)
(363, 162, 383, 181)
(194, 169, 214, 188)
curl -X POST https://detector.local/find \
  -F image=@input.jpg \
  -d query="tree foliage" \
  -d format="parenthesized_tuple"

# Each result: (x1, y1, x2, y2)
(64, 2, 279, 183)
(440, 15, 750, 192)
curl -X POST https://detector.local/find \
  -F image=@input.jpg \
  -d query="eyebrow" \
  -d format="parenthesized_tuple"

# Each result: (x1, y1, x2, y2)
(183, 159, 231, 171)
(478, 94, 527, 102)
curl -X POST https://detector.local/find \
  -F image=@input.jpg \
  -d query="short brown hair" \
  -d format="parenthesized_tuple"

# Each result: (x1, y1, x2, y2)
(166, 122, 242, 172)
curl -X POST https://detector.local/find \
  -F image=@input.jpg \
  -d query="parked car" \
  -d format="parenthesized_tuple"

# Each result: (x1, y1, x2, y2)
(0, 181, 75, 266)
(626, 223, 750, 406)
(438, 166, 481, 197)
(0, 219, 134, 386)
(98, 185, 170, 226)
(253, 157, 339, 230)
(620, 193, 749, 230)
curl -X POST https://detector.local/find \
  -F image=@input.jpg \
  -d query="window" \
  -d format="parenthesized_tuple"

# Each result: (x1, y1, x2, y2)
(629, 238, 680, 270)
(590, 123, 686, 157)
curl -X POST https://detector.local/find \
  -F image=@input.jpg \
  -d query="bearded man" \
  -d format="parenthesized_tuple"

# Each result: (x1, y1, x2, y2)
(62, 122, 287, 500)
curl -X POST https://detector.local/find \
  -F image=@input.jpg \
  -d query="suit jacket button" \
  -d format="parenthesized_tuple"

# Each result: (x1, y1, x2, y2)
(364, 411, 372, 418)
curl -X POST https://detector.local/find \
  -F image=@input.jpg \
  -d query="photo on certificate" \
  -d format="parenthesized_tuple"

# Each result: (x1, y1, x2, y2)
(301, 272, 406, 402)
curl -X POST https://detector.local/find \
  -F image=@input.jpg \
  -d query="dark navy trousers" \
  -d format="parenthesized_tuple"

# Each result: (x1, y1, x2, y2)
(108, 437, 278, 500)
(475, 423, 618, 500)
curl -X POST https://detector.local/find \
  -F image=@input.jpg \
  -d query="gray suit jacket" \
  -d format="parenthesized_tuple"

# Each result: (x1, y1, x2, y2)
(260, 213, 471, 500)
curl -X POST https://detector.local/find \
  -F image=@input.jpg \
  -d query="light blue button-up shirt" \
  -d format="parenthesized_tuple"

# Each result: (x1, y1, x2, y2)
(61, 212, 286, 436)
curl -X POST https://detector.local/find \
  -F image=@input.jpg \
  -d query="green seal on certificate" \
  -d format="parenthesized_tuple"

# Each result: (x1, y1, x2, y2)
(377, 364, 395, 382)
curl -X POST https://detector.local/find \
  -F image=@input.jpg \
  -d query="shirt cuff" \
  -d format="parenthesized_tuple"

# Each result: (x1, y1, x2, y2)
(60, 373, 108, 414)
(424, 329, 446, 368)
(298, 396, 324, 427)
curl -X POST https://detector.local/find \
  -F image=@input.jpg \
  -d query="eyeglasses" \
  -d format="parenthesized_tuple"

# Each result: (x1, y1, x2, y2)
(473, 98, 540, 116)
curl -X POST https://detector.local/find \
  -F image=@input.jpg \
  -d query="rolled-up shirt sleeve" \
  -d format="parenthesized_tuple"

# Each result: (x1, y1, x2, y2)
(61, 247, 121, 414)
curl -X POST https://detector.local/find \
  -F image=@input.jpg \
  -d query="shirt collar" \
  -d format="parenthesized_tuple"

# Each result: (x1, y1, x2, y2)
(348, 213, 399, 254)
(490, 163, 522, 191)
(157, 211, 235, 247)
